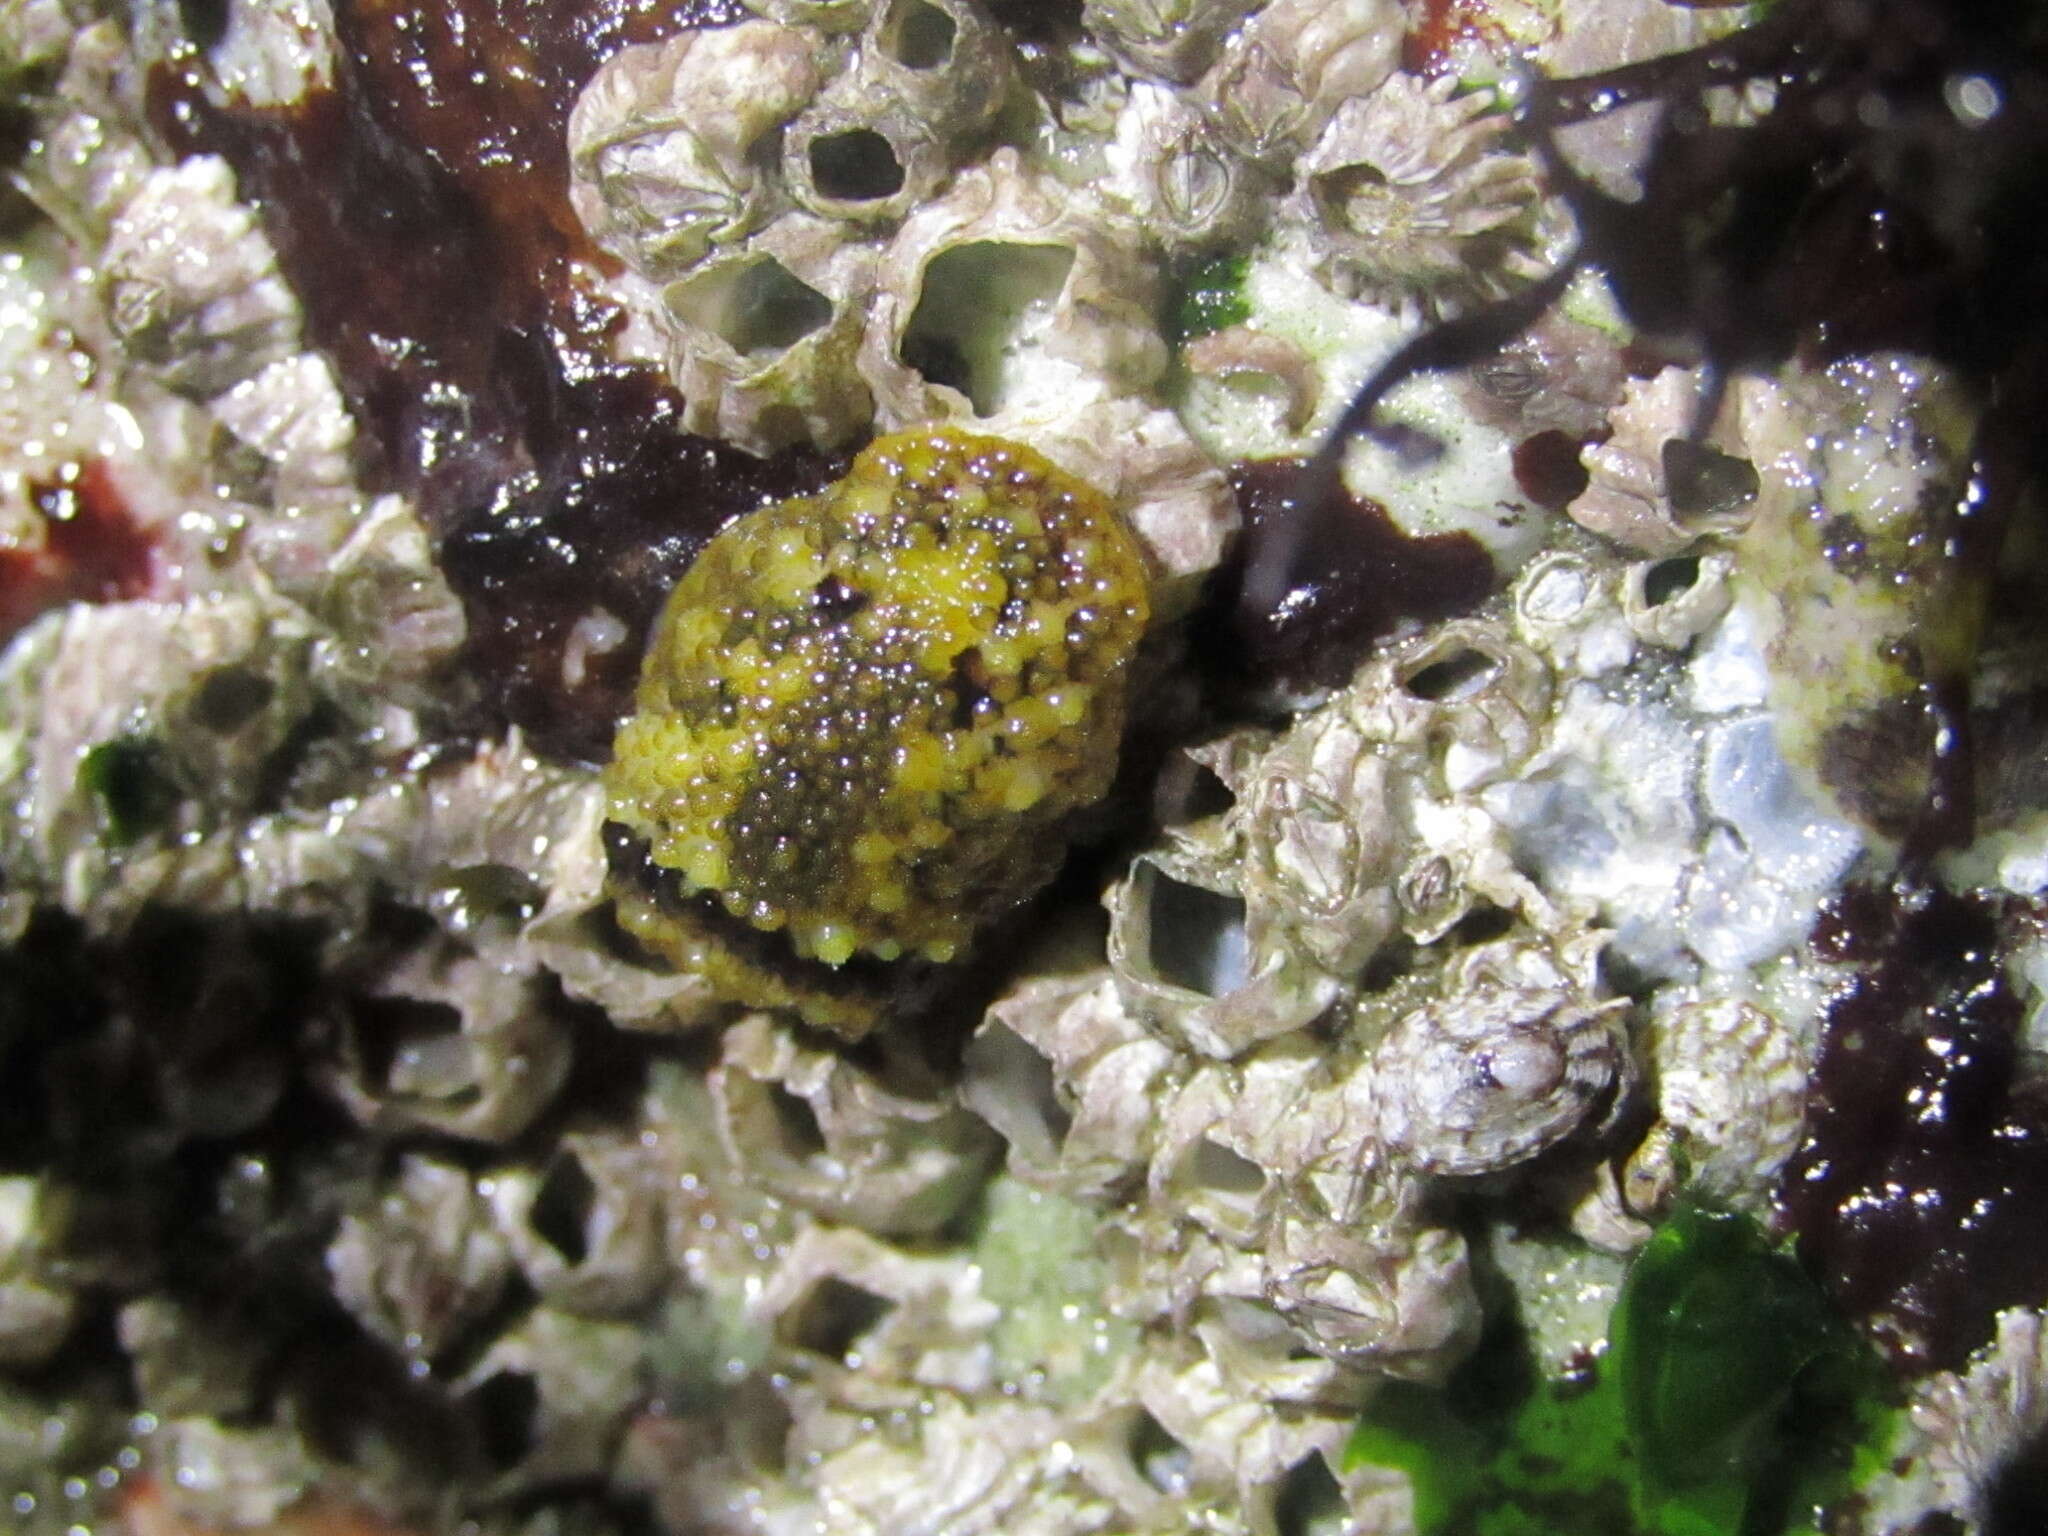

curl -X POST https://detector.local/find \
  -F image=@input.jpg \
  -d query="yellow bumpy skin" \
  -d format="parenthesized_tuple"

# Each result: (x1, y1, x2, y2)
(604, 426, 1151, 1034)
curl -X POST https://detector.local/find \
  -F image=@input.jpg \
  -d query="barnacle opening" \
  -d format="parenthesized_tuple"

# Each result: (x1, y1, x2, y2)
(529, 1150, 598, 1266)
(1137, 862, 1251, 997)
(807, 128, 909, 202)
(899, 241, 1077, 415)
(879, 0, 959, 69)
(1274, 1451, 1348, 1536)
(779, 1276, 896, 1362)
(665, 255, 834, 356)
(1126, 1408, 1195, 1494)
(467, 1369, 541, 1471)
(1639, 555, 1702, 609)
(346, 994, 476, 1106)
(1186, 1136, 1265, 1207)
(960, 1021, 1072, 1163)
(1402, 647, 1499, 702)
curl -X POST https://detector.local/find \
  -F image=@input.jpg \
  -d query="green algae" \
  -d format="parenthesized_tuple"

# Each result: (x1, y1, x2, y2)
(1170, 254, 1252, 343)
(1346, 1205, 1899, 1536)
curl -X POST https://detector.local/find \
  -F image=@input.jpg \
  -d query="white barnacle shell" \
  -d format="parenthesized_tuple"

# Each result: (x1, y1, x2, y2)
(1863, 1308, 2048, 1533)
(1083, 0, 1260, 83)
(1569, 367, 1762, 556)
(759, 1225, 997, 1393)
(1372, 944, 1628, 1177)
(1198, 0, 1402, 169)
(1622, 548, 1733, 649)
(324, 1154, 514, 1363)
(100, 156, 300, 399)
(1262, 1205, 1478, 1375)
(659, 212, 878, 453)
(323, 939, 572, 1143)
(1237, 701, 1401, 978)
(1108, 848, 1341, 1058)
(568, 23, 829, 281)
(711, 1013, 1000, 1235)
(1641, 996, 1807, 1211)
(457, 1308, 651, 1495)
(783, 61, 952, 224)
(1104, 82, 1273, 252)
(860, 149, 1167, 428)
(963, 967, 1175, 1197)
(858, 0, 1016, 140)
(1282, 72, 1541, 309)
(1350, 619, 1554, 794)
(487, 1132, 672, 1316)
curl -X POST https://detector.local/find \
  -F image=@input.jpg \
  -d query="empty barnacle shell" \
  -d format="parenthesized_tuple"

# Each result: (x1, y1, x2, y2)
(568, 23, 829, 280)
(458, 1307, 653, 1496)
(659, 213, 877, 453)
(1283, 73, 1541, 309)
(860, 148, 1166, 427)
(1181, 326, 1320, 435)
(1371, 945, 1628, 1177)
(100, 156, 300, 399)
(963, 968, 1174, 1197)
(759, 1225, 997, 1394)
(1107, 849, 1342, 1059)
(325, 1154, 514, 1364)
(858, 0, 1016, 141)
(1262, 1208, 1478, 1375)
(1622, 549, 1733, 649)
(1083, 0, 1259, 83)
(1104, 83, 1272, 251)
(487, 1132, 670, 1316)
(783, 65, 950, 225)
(1127, 1343, 1357, 1527)
(324, 939, 572, 1143)
(1352, 620, 1554, 794)
(1198, 0, 1402, 168)
(710, 1012, 1000, 1235)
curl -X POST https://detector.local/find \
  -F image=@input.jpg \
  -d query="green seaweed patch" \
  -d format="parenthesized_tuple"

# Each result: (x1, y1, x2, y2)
(1346, 1205, 1899, 1536)
(78, 737, 180, 845)
(1170, 254, 1252, 344)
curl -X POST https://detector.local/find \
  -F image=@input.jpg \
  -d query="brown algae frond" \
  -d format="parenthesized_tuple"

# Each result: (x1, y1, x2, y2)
(605, 426, 1150, 1032)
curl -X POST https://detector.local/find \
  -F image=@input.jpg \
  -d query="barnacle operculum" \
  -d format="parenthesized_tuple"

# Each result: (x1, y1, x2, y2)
(604, 426, 1150, 1034)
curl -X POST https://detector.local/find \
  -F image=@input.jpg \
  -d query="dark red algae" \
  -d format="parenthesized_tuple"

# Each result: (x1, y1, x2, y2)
(0, 460, 159, 641)
(145, 0, 842, 763)
(1208, 459, 1497, 695)
(1778, 881, 2048, 1374)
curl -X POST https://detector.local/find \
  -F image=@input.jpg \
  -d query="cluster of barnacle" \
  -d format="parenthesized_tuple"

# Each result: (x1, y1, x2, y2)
(565, 0, 1545, 538)
(10, 0, 2048, 1533)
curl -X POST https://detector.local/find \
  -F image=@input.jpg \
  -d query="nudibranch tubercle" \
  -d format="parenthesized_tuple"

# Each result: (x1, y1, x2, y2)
(603, 426, 1151, 1034)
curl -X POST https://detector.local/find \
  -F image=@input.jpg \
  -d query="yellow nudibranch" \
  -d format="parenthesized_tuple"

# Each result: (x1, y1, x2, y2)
(604, 426, 1151, 1034)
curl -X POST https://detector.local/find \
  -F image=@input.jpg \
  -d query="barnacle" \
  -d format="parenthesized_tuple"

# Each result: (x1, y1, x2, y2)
(568, 24, 829, 280)
(1082, 0, 1258, 84)
(1283, 72, 1542, 310)
(604, 426, 1150, 1033)
(658, 213, 878, 453)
